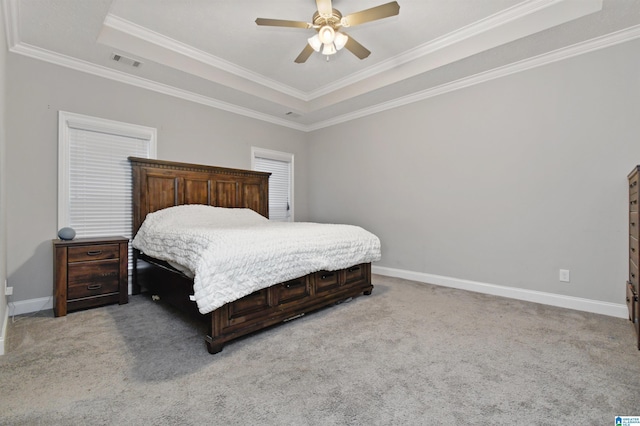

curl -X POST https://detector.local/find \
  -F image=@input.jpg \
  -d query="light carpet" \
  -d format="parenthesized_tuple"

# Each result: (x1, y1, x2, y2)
(1, 275, 639, 425)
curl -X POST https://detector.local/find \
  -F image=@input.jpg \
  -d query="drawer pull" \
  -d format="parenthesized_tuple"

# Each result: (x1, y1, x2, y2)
(632, 223, 636, 227)
(321, 273, 335, 280)
(632, 273, 636, 278)
(86, 250, 103, 256)
(627, 297, 631, 303)
(348, 266, 360, 273)
(87, 284, 102, 291)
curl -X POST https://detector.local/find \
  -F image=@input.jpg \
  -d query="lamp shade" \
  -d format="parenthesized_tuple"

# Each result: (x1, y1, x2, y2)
(307, 34, 322, 52)
(318, 25, 335, 44)
(334, 32, 348, 50)
(322, 43, 337, 55)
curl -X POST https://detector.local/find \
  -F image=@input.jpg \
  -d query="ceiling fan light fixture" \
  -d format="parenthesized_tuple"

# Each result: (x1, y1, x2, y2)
(255, 1, 401, 63)
(307, 34, 322, 52)
(318, 25, 335, 44)
(334, 32, 348, 50)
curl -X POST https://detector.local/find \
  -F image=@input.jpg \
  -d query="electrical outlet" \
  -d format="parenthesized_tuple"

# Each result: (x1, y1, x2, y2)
(4, 279, 13, 296)
(559, 269, 570, 283)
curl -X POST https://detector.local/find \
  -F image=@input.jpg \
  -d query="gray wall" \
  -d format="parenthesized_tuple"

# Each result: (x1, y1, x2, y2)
(0, 3, 8, 347)
(4, 35, 639, 310)
(5, 54, 309, 302)
(307, 38, 640, 305)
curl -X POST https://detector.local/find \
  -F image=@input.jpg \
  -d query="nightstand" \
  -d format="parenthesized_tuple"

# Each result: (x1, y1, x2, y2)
(53, 236, 129, 317)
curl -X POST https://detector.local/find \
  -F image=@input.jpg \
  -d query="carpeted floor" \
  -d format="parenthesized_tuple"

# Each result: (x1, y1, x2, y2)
(1, 275, 639, 425)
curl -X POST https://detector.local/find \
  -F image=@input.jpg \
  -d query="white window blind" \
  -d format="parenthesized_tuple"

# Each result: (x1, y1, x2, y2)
(67, 128, 149, 238)
(59, 111, 157, 271)
(252, 148, 293, 222)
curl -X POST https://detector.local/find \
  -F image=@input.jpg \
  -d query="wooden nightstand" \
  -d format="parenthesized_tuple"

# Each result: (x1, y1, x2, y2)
(53, 236, 129, 317)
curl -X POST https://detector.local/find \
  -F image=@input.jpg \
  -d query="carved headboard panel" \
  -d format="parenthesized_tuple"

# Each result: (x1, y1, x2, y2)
(129, 157, 270, 235)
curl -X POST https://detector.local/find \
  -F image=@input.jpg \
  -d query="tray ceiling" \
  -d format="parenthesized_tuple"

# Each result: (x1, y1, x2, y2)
(4, 0, 640, 131)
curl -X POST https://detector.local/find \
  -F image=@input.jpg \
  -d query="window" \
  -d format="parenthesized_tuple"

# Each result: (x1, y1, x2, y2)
(251, 147, 294, 222)
(58, 111, 157, 270)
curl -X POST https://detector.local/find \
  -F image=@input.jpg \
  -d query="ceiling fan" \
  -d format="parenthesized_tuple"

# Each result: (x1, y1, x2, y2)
(255, 0, 400, 63)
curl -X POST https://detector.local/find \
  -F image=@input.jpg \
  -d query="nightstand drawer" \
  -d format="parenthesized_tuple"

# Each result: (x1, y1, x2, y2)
(67, 261, 120, 299)
(68, 244, 120, 263)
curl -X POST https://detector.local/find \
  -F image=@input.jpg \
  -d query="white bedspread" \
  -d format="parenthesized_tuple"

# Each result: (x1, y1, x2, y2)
(132, 205, 381, 314)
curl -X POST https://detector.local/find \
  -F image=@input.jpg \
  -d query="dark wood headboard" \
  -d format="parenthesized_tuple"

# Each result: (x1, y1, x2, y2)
(129, 157, 270, 235)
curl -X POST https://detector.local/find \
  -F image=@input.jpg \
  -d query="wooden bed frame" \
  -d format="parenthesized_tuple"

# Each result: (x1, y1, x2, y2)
(129, 157, 374, 354)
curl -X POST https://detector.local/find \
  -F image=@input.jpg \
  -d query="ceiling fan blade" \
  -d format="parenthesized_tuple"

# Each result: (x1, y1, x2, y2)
(255, 18, 310, 29)
(343, 34, 371, 60)
(294, 44, 315, 63)
(316, 0, 333, 17)
(342, 1, 400, 27)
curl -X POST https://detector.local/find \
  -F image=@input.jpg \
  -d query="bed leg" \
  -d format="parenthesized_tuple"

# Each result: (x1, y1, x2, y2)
(363, 285, 374, 296)
(205, 336, 224, 354)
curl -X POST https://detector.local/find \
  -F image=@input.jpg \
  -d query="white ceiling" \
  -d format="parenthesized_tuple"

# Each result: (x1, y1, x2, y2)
(4, 0, 640, 131)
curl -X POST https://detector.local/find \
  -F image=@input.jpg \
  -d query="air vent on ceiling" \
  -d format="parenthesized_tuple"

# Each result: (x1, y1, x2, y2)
(111, 53, 143, 68)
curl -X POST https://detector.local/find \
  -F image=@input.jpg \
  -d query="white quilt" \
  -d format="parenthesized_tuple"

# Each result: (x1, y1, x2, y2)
(132, 205, 382, 314)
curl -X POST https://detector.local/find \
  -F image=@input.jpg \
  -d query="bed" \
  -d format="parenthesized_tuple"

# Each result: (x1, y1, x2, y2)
(129, 157, 380, 354)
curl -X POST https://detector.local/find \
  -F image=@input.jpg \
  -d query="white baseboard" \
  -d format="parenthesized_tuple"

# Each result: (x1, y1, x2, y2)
(4, 269, 628, 321)
(7, 283, 137, 318)
(8, 296, 53, 317)
(372, 265, 628, 319)
(0, 308, 8, 356)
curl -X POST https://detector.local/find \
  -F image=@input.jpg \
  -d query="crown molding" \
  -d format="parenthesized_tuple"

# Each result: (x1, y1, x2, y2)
(7, 22, 640, 133)
(96, 0, 604, 112)
(307, 24, 640, 131)
(4, 0, 638, 133)
(306, 0, 567, 99)
(305, 0, 603, 111)
(9, 42, 308, 131)
(100, 14, 310, 102)
(2, 0, 19, 49)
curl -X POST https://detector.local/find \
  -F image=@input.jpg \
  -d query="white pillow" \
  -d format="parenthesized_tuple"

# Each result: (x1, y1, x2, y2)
(144, 204, 268, 229)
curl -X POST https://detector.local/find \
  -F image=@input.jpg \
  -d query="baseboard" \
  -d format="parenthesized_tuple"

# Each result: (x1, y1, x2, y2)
(8, 296, 53, 316)
(7, 269, 628, 320)
(9, 285, 137, 317)
(372, 265, 628, 319)
(0, 308, 8, 356)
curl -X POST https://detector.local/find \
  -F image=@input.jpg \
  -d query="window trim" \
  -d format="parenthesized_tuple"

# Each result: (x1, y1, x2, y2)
(251, 147, 294, 222)
(57, 111, 157, 230)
